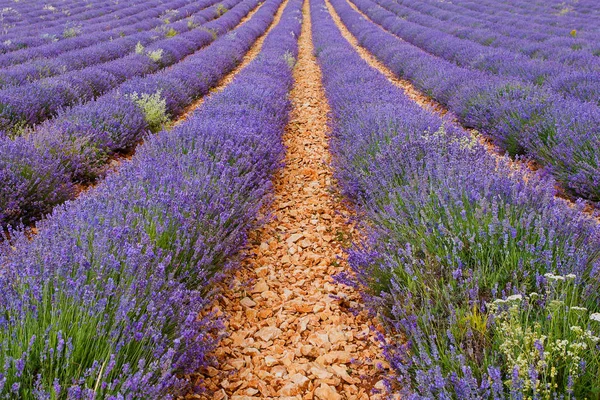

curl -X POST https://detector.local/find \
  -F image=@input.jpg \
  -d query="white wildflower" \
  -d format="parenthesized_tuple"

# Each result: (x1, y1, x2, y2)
(570, 306, 588, 312)
(544, 272, 565, 282)
(570, 326, 583, 335)
(549, 300, 564, 309)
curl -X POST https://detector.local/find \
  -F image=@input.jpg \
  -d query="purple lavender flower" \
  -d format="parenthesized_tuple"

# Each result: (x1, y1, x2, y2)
(0, 0, 302, 396)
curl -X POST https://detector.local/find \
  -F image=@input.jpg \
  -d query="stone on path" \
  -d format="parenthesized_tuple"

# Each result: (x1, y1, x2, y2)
(188, 1, 389, 398)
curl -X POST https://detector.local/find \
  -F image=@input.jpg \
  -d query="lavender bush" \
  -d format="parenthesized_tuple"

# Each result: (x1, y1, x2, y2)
(0, 0, 301, 396)
(0, 0, 193, 68)
(330, 0, 600, 202)
(0, 135, 74, 227)
(311, 0, 600, 397)
(0, 0, 247, 133)
(0, 0, 273, 229)
(385, 0, 600, 70)
(0, 0, 166, 55)
(0, 0, 225, 89)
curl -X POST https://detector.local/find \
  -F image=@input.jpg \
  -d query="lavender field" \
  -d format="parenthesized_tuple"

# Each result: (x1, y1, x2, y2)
(0, 0, 599, 398)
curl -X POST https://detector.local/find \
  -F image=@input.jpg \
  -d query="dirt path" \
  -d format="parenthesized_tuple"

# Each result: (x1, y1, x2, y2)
(190, 0, 388, 398)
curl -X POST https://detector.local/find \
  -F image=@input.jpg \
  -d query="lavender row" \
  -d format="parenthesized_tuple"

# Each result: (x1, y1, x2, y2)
(389, 0, 600, 66)
(0, 0, 115, 34)
(0, 0, 264, 228)
(0, 0, 173, 54)
(446, 0, 600, 39)
(0, 0, 231, 89)
(0, 0, 83, 29)
(0, 0, 212, 70)
(396, 0, 600, 51)
(0, 0, 154, 53)
(311, 0, 600, 397)
(486, 0, 600, 33)
(0, 0, 118, 29)
(385, 0, 600, 72)
(0, 0, 196, 69)
(362, 0, 600, 105)
(0, 0, 254, 133)
(0, 0, 275, 230)
(0, 0, 300, 396)
(331, 0, 600, 202)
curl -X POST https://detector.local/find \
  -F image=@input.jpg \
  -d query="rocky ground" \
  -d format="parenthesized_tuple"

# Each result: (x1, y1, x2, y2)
(185, 1, 389, 398)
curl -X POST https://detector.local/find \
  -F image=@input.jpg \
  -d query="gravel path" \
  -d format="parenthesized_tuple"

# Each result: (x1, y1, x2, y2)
(190, 1, 388, 398)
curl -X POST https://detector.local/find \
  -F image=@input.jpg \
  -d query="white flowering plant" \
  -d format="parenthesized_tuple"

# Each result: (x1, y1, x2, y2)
(488, 273, 600, 398)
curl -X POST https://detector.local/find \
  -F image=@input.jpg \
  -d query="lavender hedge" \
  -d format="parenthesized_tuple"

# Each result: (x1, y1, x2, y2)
(0, 0, 250, 133)
(443, 0, 600, 44)
(330, 0, 600, 203)
(0, 0, 149, 53)
(389, 0, 600, 67)
(0, 0, 194, 69)
(358, 0, 600, 105)
(0, 0, 301, 396)
(0, 0, 164, 54)
(312, 0, 600, 397)
(0, 0, 226, 89)
(0, 0, 279, 229)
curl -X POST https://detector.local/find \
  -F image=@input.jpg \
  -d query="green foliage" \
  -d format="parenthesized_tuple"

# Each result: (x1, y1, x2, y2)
(283, 50, 296, 69)
(0, 277, 152, 398)
(128, 91, 169, 132)
(62, 26, 80, 38)
(215, 3, 228, 16)
(147, 49, 163, 62)
(483, 37, 495, 46)
(187, 18, 198, 29)
(160, 9, 179, 24)
(165, 27, 177, 38)
(488, 274, 600, 397)
(202, 27, 218, 40)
